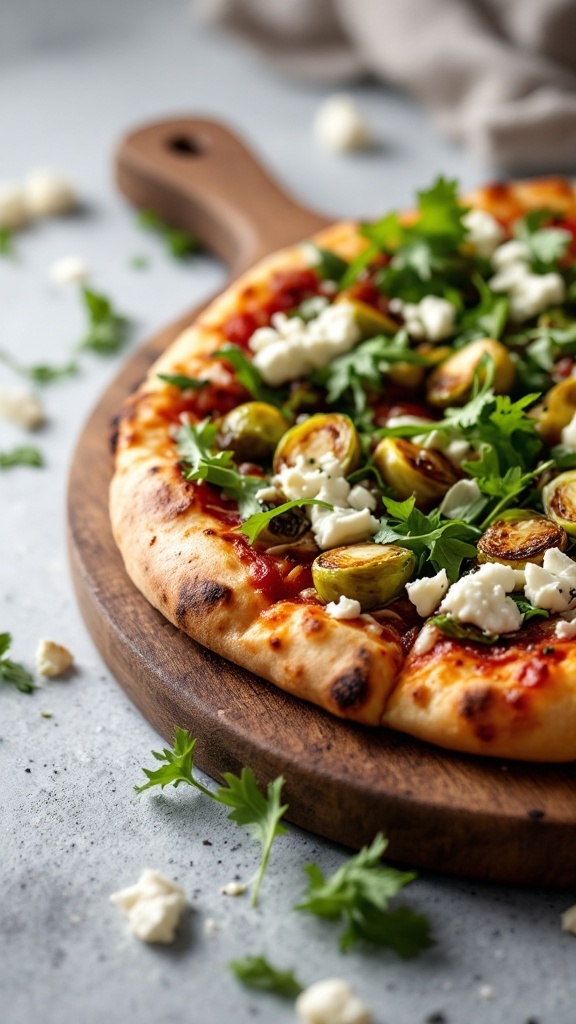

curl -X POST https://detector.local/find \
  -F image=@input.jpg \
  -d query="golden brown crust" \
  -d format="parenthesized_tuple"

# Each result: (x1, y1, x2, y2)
(111, 180, 576, 758)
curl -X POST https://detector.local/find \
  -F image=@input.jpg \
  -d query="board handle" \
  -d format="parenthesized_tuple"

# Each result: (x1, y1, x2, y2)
(115, 117, 331, 275)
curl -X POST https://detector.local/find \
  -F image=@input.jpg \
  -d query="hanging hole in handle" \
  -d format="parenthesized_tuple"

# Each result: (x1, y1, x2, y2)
(168, 136, 205, 156)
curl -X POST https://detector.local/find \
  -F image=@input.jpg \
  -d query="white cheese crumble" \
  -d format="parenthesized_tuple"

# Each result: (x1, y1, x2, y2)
(110, 869, 186, 944)
(561, 411, 576, 452)
(295, 978, 373, 1024)
(49, 255, 89, 285)
(418, 429, 473, 467)
(0, 385, 44, 429)
(412, 623, 439, 656)
(561, 904, 576, 934)
(555, 616, 576, 640)
(389, 296, 456, 341)
(406, 569, 449, 618)
(25, 169, 77, 218)
(203, 917, 219, 935)
(462, 209, 505, 258)
(249, 303, 361, 386)
(439, 563, 523, 634)
(489, 237, 567, 322)
(220, 881, 246, 896)
(524, 547, 576, 613)
(274, 453, 379, 550)
(313, 94, 374, 153)
(0, 182, 28, 229)
(35, 639, 74, 678)
(325, 595, 362, 619)
(439, 478, 482, 519)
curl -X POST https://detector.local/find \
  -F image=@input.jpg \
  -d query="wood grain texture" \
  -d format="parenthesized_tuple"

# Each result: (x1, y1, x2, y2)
(68, 118, 576, 886)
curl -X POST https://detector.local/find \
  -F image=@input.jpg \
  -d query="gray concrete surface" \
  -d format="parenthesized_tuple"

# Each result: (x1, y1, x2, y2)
(1, 3, 575, 1022)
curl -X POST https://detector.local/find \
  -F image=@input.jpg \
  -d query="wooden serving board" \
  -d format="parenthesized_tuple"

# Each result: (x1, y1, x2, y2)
(68, 117, 576, 886)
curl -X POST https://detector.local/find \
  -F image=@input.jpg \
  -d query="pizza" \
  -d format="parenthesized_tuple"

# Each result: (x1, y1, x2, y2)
(110, 176, 576, 762)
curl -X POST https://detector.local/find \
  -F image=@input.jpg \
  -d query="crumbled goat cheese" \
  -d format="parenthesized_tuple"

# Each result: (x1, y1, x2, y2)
(489, 237, 567, 322)
(555, 616, 576, 640)
(406, 569, 449, 618)
(49, 255, 89, 285)
(412, 623, 439, 656)
(347, 484, 377, 511)
(0, 182, 28, 229)
(463, 209, 505, 258)
(110, 869, 186, 944)
(25, 169, 77, 219)
(313, 94, 374, 153)
(439, 478, 482, 519)
(0, 385, 44, 429)
(439, 563, 523, 634)
(274, 453, 378, 550)
(561, 411, 576, 452)
(220, 881, 246, 896)
(296, 978, 373, 1024)
(325, 595, 362, 619)
(389, 296, 456, 341)
(561, 904, 576, 934)
(418, 428, 473, 467)
(203, 917, 219, 935)
(254, 484, 283, 505)
(35, 639, 74, 678)
(524, 547, 576, 613)
(249, 303, 361, 386)
(478, 985, 494, 1000)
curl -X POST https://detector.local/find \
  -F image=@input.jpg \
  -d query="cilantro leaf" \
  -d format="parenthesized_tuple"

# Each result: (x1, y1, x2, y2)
(78, 287, 130, 355)
(455, 275, 509, 343)
(137, 209, 200, 259)
(176, 420, 263, 519)
(217, 768, 288, 906)
(240, 499, 331, 544)
(295, 832, 432, 957)
(374, 496, 479, 582)
(0, 633, 35, 693)
(135, 727, 215, 798)
(514, 213, 571, 273)
(157, 373, 209, 390)
(213, 344, 287, 408)
(0, 446, 44, 469)
(0, 348, 78, 384)
(229, 956, 302, 998)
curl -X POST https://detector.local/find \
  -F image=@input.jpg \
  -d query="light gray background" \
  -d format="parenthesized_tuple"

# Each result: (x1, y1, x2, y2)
(1, 3, 575, 1022)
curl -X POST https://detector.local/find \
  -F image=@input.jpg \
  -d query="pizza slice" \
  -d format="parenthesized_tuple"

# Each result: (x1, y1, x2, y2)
(111, 176, 576, 760)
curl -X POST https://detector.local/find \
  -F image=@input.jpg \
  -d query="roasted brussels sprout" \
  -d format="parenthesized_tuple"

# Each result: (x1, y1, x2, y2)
(387, 362, 426, 389)
(426, 338, 515, 408)
(477, 509, 567, 569)
(312, 542, 416, 610)
(531, 379, 576, 447)
(373, 436, 460, 509)
(273, 412, 361, 475)
(218, 402, 290, 464)
(335, 294, 398, 338)
(543, 471, 576, 537)
(255, 503, 311, 546)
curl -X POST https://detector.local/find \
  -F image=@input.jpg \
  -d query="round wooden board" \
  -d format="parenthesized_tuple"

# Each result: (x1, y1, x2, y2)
(69, 118, 576, 886)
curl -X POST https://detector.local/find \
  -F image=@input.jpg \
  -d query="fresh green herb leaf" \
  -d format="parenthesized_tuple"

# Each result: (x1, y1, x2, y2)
(428, 615, 500, 646)
(455, 275, 509, 343)
(217, 767, 288, 906)
(464, 457, 553, 530)
(0, 227, 15, 258)
(229, 956, 302, 998)
(137, 209, 200, 259)
(78, 287, 130, 355)
(130, 254, 150, 270)
(176, 420, 264, 519)
(295, 832, 432, 957)
(0, 348, 78, 384)
(157, 372, 209, 390)
(240, 499, 331, 544)
(135, 727, 215, 797)
(305, 244, 349, 283)
(551, 443, 576, 471)
(374, 496, 479, 582)
(514, 213, 571, 273)
(0, 446, 44, 469)
(213, 344, 287, 408)
(0, 633, 35, 692)
(510, 595, 550, 623)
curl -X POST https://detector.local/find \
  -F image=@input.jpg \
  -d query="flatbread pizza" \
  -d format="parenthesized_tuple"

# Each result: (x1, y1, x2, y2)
(111, 176, 576, 761)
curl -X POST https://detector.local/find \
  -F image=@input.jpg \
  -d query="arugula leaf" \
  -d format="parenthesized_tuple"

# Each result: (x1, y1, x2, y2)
(305, 244, 349, 283)
(0, 633, 35, 692)
(0, 348, 78, 384)
(79, 287, 130, 354)
(157, 372, 209, 390)
(510, 595, 549, 624)
(0, 446, 44, 469)
(0, 227, 15, 258)
(137, 209, 200, 259)
(240, 499, 331, 544)
(176, 420, 263, 519)
(136, 728, 288, 906)
(514, 212, 571, 273)
(213, 344, 287, 408)
(455, 275, 509, 343)
(464, 456, 553, 530)
(217, 768, 288, 906)
(374, 496, 479, 582)
(514, 322, 576, 375)
(428, 615, 500, 646)
(295, 832, 432, 957)
(229, 956, 302, 998)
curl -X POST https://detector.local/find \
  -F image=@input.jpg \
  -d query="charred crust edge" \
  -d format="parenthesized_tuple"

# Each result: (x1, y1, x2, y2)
(176, 578, 232, 622)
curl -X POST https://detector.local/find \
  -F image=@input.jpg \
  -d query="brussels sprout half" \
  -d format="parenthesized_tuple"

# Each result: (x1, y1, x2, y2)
(335, 294, 398, 338)
(543, 471, 576, 537)
(273, 413, 361, 475)
(477, 509, 567, 569)
(218, 402, 290, 464)
(531, 379, 576, 447)
(313, 542, 416, 610)
(373, 436, 460, 509)
(426, 338, 515, 408)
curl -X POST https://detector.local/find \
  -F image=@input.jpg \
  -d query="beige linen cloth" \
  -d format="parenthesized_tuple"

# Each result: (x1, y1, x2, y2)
(199, 0, 576, 171)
